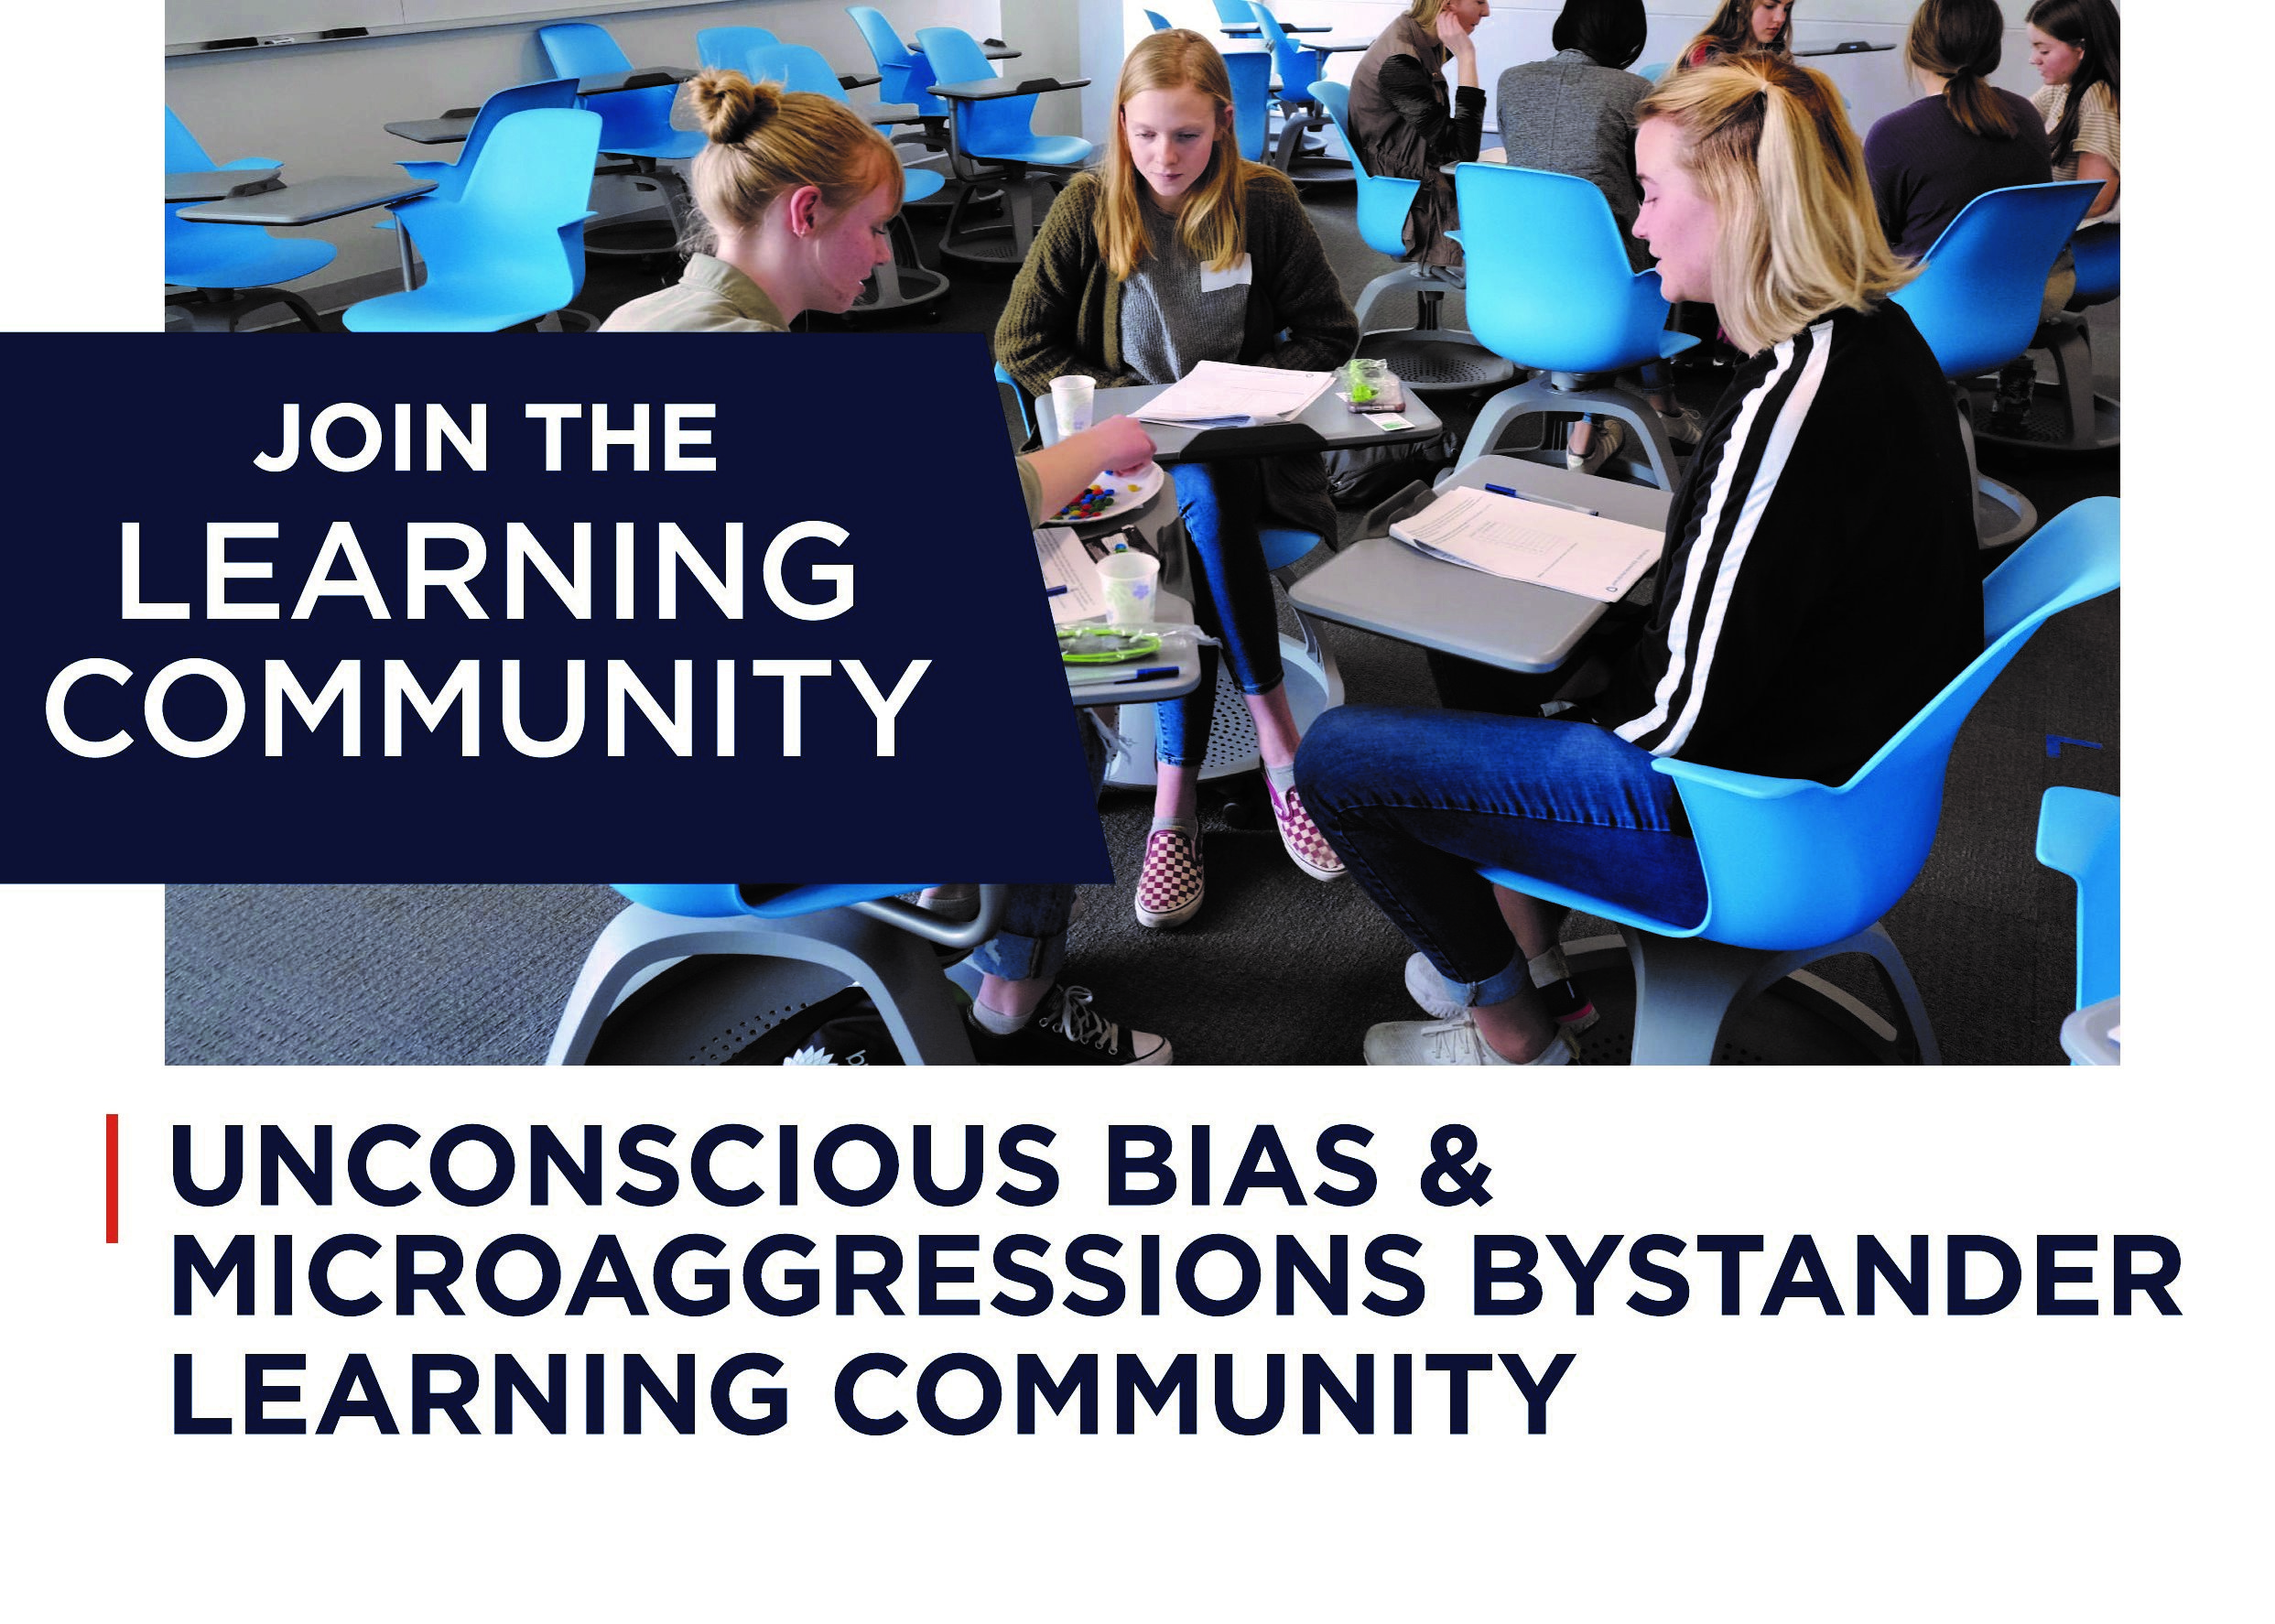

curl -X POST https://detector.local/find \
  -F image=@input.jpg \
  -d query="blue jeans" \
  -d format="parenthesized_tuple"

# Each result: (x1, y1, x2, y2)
(968, 710, 1110, 983)
(1295, 706, 1707, 1006)
(1156, 460, 1285, 768)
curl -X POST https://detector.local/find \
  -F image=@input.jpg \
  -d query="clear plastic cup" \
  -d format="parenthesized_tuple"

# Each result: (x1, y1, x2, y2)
(1095, 549, 1159, 627)
(1050, 374, 1096, 437)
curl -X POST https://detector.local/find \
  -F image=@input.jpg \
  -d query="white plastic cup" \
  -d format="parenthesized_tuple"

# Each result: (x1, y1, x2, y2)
(1095, 549, 1159, 627)
(1050, 374, 1096, 437)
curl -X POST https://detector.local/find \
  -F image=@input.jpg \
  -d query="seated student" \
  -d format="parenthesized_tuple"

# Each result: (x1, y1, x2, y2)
(1676, 0, 1795, 70)
(607, 71, 1173, 1064)
(1496, 0, 1702, 473)
(1866, 0, 2051, 265)
(1295, 54, 1983, 1066)
(1347, 0, 1491, 268)
(997, 29, 1361, 932)
(1991, 0, 2118, 426)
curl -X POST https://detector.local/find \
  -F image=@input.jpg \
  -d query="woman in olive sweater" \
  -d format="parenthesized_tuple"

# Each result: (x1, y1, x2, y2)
(996, 27, 1360, 932)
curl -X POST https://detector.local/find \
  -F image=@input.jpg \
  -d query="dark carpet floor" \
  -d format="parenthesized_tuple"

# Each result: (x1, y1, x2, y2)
(164, 170, 2119, 1066)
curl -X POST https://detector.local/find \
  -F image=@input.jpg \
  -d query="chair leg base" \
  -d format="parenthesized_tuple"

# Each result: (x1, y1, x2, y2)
(548, 901, 978, 1066)
(1555, 923, 1939, 1065)
(1458, 376, 1683, 491)
(1102, 632, 1342, 789)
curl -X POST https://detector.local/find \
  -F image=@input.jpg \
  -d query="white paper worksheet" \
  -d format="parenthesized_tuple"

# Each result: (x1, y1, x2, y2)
(1135, 360, 1334, 427)
(1035, 525, 1108, 625)
(1390, 484, 1663, 602)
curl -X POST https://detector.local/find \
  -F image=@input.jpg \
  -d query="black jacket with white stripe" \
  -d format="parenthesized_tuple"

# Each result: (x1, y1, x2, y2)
(1589, 301, 1982, 787)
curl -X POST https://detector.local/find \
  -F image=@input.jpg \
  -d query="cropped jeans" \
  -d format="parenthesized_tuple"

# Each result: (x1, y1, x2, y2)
(1155, 460, 1287, 769)
(1295, 706, 1707, 1007)
(967, 709, 1110, 984)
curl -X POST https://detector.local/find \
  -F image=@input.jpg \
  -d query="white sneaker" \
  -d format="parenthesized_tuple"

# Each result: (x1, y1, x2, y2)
(1363, 1013, 1573, 1066)
(1565, 417, 1627, 475)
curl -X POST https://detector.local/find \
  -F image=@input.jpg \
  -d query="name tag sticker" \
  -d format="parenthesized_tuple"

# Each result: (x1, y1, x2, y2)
(1198, 254, 1254, 293)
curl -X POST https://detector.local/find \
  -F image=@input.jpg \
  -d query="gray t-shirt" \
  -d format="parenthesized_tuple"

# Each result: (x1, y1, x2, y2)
(1118, 204, 1249, 386)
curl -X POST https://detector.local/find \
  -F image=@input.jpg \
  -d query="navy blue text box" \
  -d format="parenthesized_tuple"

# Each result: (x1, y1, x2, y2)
(4, 334, 1110, 885)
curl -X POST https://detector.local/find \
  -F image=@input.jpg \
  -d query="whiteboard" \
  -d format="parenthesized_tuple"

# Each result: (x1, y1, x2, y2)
(167, 0, 400, 46)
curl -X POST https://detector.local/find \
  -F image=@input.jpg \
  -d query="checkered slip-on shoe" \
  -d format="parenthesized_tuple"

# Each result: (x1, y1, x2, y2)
(1135, 825, 1205, 929)
(1268, 781, 1346, 882)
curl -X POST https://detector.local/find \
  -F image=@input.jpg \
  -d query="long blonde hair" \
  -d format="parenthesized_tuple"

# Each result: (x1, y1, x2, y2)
(681, 69, 903, 253)
(1099, 30, 1251, 280)
(1635, 54, 1912, 354)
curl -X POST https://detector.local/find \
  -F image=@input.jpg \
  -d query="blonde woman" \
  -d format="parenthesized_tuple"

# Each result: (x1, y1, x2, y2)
(997, 29, 1360, 932)
(1296, 54, 1982, 1066)
(1347, 0, 1491, 266)
(609, 71, 1173, 1064)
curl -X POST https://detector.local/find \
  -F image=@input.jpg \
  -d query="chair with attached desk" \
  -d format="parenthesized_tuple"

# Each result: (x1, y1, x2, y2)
(1974, 222, 2120, 456)
(1451, 162, 1697, 488)
(1002, 367, 1347, 793)
(536, 21, 704, 254)
(1311, 81, 1514, 397)
(1248, 3, 1353, 183)
(1889, 179, 2102, 547)
(1224, 48, 1273, 163)
(549, 883, 1006, 1064)
(165, 107, 335, 333)
(1470, 494, 2119, 1065)
(743, 42, 951, 318)
(915, 26, 1091, 268)
(341, 108, 601, 332)
(375, 78, 581, 290)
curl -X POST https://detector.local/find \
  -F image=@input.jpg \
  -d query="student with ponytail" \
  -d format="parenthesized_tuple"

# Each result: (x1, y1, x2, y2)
(608, 71, 1173, 1065)
(1865, 0, 2051, 263)
(1296, 55, 1980, 1066)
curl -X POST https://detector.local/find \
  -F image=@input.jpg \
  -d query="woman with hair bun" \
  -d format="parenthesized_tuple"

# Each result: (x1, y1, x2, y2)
(601, 69, 904, 330)
(1296, 54, 1982, 1066)
(607, 70, 1175, 1066)
(1677, 0, 1795, 70)
(1865, 0, 2051, 263)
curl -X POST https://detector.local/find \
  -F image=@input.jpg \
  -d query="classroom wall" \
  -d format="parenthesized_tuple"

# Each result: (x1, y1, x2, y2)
(165, 0, 2066, 305)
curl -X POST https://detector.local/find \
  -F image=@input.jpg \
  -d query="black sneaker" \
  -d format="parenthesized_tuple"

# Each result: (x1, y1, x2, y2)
(968, 985, 1173, 1066)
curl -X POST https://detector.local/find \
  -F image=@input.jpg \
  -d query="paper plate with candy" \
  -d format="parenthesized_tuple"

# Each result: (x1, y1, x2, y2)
(1047, 461, 1166, 525)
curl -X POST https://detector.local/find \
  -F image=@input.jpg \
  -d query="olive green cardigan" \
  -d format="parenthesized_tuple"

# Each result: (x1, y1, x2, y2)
(994, 164, 1359, 543)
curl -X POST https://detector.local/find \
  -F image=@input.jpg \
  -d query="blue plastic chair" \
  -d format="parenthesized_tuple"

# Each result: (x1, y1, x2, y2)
(2036, 786, 2119, 1014)
(1635, 60, 1670, 81)
(375, 78, 581, 288)
(1890, 179, 2101, 543)
(342, 108, 601, 332)
(1452, 162, 1699, 486)
(915, 26, 1091, 265)
(742, 43, 951, 316)
(695, 25, 778, 70)
(1224, 47, 1272, 163)
(1477, 494, 2119, 1064)
(1248, 4, 1340, 177)
(549, 882, 1009, 1064)
(165, 107, 335, 332)
(1310, 81, 1515, 394)
(1977, 220, 2120, 458)
(847, 5, 947, 116)
(1146, 9, 1175, 30)
(537, 21, 704, 247)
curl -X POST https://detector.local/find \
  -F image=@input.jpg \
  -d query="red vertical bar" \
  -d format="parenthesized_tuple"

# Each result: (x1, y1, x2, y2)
(105, 1114, 119, 1244)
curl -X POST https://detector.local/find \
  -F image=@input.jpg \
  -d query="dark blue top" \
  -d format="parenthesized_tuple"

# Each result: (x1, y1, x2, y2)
(1865, 90, 2053, 262)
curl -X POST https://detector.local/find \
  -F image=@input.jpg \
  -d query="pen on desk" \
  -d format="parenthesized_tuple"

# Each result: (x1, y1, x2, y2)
(1483, 482, 1598, 517)
(1045, 584, 1069, 598)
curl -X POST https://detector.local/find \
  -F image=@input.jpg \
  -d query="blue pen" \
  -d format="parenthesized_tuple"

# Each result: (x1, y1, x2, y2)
(1119, 666, 1178, 681)
(1484, 482, 1598, 517)
(1045, 584, 1069, 598)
